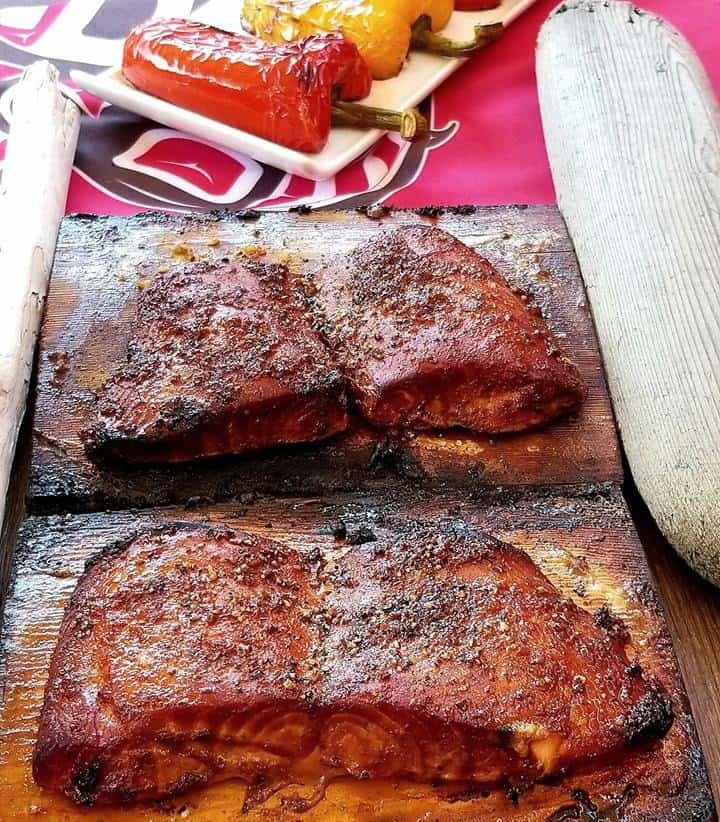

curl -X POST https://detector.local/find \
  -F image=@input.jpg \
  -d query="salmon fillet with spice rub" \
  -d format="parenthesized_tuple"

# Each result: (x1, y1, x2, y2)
(34, 523, 671, 805)
(86, 259, 347, 462)
(306, 225, 584, 432)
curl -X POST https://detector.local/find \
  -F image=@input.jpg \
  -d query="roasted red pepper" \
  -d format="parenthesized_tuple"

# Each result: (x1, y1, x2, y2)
(122, 18, 373, 153)
(454, 0, 501, 8)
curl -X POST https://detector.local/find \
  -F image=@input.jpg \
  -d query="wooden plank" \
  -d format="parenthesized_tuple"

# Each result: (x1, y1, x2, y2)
(537, 0, 720, 584)
(0, 62, 79, 530)
(29, 205, 620, 511)
(0, 486, 713, 820)
(630, 481, 720, 807)
(0, 414, 31, 622)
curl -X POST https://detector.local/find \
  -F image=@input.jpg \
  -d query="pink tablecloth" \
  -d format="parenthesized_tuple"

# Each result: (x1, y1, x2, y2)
(0, 0, 717, 214)
(391, 0, 720, 208)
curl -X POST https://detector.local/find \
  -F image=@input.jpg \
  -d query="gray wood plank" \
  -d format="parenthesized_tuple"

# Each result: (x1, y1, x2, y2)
(537, 0, 720, 584)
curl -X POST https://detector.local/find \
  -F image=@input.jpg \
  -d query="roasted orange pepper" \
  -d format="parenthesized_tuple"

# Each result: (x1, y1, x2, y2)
(241, 0, 503, 80)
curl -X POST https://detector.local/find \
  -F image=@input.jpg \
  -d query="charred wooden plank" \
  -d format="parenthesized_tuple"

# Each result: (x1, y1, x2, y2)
(1, 487, 712, 820)
(30, 206, 620, 511)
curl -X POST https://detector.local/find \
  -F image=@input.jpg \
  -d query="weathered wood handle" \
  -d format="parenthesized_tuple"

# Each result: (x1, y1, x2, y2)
(537, 1, 720, 584)
(0, 63, 80, 531)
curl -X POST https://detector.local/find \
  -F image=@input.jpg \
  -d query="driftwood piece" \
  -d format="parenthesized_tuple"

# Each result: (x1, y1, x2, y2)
(0, 62, 79, 533)
(537, 1, 720, 584)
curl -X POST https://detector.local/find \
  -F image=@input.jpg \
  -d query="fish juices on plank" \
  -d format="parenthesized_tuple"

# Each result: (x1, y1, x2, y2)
(241, 0, 504, 80)
(307, 226, 584, 433)
(122, 19, 426, 152)
(33, 523, 672, 805)
(86, 260, 347, 462)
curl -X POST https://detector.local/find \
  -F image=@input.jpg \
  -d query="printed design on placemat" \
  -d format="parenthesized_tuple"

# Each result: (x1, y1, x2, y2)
(0, 0, 458, 212)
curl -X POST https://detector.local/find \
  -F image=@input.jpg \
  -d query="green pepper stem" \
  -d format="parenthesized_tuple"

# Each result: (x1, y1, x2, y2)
(331, 101, 428, 142)
(410, 15, 503, 57)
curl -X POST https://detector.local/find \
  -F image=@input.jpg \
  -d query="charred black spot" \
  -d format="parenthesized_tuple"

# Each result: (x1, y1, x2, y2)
(345, 524, 376, 546)
(369, 438, 424, 480)
(415, 205, 445, 218)
(232, 210, 262, 221)
(70, 760, 102, 805)
(548, 789, 605, 821)
(166, 770, 209, 798)
(621, 682, 674, 744)
(625, 660, 642, 677)
(326, 520, 347, 541)
(449, 205, 476, 215)
(593, 605, 630, 644)
(505, 784, 521, 805)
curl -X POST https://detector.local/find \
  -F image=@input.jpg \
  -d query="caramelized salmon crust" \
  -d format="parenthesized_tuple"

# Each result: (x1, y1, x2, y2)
(305, 225, 585, 432)
(85, 259, 348, 463)
(34, 523, 672, 806)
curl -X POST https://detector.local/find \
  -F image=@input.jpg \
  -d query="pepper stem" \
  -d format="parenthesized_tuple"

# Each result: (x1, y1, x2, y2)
(410, 15, 503, 57)
(331, 101, 428, 142)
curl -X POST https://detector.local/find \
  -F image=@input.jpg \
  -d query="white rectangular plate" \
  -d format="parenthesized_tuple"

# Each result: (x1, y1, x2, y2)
(71, 0, 537, 181)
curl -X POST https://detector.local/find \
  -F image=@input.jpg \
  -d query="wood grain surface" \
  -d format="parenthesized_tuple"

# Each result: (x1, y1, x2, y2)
(0, 203, 716, 819)
(537, 1, 720, 584)
(630, 480, 720, 811)
(29, 206, 620, 511)
(0, 486, 713, 820)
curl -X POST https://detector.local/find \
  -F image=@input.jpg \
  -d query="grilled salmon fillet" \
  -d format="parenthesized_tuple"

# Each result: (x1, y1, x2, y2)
(306, 225, 584, 432)
(86, 260, 347, 462)
(34, 523, 672, 805)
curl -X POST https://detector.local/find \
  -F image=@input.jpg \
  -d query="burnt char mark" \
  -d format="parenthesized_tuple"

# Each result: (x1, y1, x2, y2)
(344, 524, 377, 546)
(328, 520, 347, 541)
(85, 397, 207, 461)
(413, 205, 477, 218)
(415, 205, 445, 218)
(548, 790, 604, 821)
(70, 760, 103, 806)
(621, 681, 674, 745)
(594, 605, 631, 645)
(164, 770, 211, 800)
(369, 437, 426, 479)
(323, 518, 379, 545)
